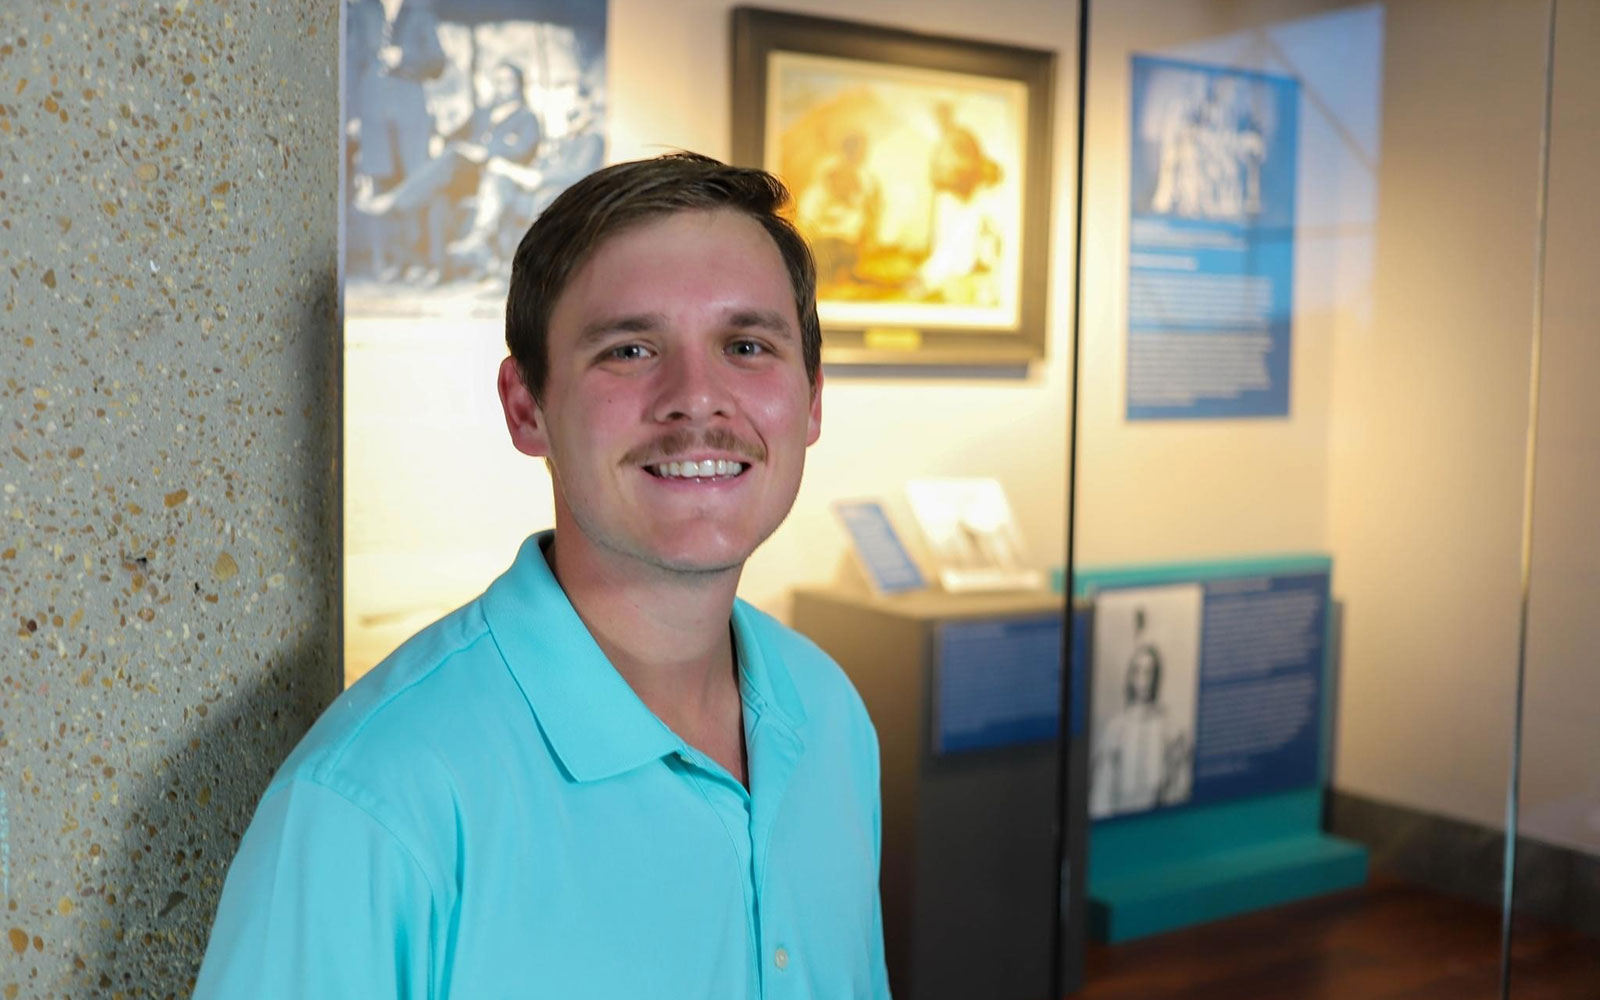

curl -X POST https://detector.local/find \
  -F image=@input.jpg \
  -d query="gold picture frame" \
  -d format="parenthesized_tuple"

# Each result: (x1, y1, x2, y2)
(731, 7, 1056, 366)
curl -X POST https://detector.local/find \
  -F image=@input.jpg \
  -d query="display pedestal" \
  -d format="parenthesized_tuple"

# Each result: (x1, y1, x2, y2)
(1090, 788, 1368, 942)
(792, 587, 1088, 1000)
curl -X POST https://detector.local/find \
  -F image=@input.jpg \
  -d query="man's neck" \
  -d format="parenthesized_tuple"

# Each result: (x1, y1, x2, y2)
(544, 529, 747, 782)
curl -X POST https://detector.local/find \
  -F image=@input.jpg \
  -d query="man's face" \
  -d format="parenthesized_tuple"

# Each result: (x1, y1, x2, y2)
(491, 66, 521, 105)
(1128, 649, 1158, 705)
(500, 208, 821, 578)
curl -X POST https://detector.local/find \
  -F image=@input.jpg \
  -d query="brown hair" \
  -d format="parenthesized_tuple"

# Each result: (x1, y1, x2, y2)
(505, 151, 820, 402)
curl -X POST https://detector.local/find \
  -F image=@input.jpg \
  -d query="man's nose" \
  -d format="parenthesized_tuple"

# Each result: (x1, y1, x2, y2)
(650, 347, 734, 424)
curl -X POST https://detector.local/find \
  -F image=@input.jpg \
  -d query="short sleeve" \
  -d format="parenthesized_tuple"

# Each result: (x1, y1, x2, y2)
(866, 718, 892, 999)
(193, 779, 438, 1000)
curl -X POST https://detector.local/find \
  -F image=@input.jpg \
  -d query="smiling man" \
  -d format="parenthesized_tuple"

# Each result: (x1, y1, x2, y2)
(194, 153, 890, 999)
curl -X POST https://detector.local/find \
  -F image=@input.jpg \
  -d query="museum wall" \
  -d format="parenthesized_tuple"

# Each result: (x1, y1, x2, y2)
(1322, 0, 1547, 832)
(1517, 0, 1600, 857)
(1072, 3, 1342, 571)
(1321, 0, 1600, 841)
(0, 2, 341, 996)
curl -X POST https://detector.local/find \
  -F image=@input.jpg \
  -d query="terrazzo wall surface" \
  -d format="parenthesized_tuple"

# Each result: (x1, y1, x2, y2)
(1, 2, 340, 996)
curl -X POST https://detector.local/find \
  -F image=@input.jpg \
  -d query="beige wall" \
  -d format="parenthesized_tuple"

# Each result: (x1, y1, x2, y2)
(1323, 0, 1549, 831)
(1073, 1, 1342, 569)
(1519, 0, 1600, 856)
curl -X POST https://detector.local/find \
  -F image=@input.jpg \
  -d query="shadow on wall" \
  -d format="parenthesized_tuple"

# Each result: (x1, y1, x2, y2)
(70, 274, 343, 998)
(85, 636, 339, 996)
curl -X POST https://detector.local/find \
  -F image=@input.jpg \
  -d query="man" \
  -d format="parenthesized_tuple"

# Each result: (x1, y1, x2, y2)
(1089, 639, 1193, 818)
(918, 102, 1004, 303)
(195, 153, 890, 998)
(357, 62, 543, 280)
(795, 130, 881, 289)
(452, 87, 607, 275)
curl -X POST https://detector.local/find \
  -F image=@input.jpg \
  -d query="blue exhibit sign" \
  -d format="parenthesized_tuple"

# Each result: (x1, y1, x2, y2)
(1127, 56, 1300, 419)
(932, 606, 1090, 755)
(832, 500, 926, 595)
(1085, 564, 1329, 818)
(1190, 571, 1327, 805)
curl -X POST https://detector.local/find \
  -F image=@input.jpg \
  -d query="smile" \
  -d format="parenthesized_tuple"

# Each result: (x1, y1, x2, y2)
(645, 459, 750, 480)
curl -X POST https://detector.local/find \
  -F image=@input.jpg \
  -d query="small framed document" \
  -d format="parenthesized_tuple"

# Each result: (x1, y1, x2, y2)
(832, 500, 927, 595)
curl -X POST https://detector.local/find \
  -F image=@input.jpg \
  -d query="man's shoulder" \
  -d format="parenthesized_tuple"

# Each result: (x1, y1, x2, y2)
(270, 597, 511, 799)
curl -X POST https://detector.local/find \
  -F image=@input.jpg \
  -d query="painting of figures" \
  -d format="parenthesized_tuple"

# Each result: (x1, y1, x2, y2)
(769, 53, 1028, 331)
(733, 9, 1054, 364)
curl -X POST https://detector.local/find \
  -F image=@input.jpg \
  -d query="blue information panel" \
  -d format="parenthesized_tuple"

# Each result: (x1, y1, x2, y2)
(832, 500, 925, 595)
(1190, 572, 1327, 804)
(933, 607, 1091, 755)
(1087, 568, 1329, 818)
(1127, 56, 1300, 420)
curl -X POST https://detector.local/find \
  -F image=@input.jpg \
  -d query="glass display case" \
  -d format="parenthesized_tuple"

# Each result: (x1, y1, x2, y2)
(1061, 0, 1596, 995)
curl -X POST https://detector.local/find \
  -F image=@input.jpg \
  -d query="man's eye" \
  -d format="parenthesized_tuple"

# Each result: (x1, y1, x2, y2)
(728, 340, 767, 357)
(606, 344, 651, 361)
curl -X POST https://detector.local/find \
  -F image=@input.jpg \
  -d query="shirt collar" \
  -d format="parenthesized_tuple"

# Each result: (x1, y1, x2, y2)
(481, 532, 680, 783)
(731, 599, 808, 737)
(480, 532, 808, 782)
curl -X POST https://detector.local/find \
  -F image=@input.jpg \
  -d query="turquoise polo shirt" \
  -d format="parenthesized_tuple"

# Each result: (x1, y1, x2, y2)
(194, 532, 889, 999)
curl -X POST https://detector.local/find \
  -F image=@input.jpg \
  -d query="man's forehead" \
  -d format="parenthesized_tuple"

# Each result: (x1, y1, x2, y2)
(561, 208, 794, 301)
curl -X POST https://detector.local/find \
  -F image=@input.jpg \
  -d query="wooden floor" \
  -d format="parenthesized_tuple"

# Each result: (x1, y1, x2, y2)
(1074, 878, 1600, 999)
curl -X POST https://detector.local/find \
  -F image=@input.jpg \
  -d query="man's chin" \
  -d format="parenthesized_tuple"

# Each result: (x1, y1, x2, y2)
(645, 542, 752, 578)
(557, 511, 775, 581)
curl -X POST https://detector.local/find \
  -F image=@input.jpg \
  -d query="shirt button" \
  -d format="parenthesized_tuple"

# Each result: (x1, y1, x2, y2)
(774, 947, 789, 971)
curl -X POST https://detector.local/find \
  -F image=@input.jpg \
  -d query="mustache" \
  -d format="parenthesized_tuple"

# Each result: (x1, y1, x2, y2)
(621, 428, 766, 467)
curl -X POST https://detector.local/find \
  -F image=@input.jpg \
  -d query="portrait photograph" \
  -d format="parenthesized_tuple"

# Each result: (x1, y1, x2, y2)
(341, 0, 608, 679)
(1088, 583, 1203, 820)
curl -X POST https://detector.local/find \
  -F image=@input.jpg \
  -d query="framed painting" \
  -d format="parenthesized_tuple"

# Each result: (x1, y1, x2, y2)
(731, 8, 1056, 365)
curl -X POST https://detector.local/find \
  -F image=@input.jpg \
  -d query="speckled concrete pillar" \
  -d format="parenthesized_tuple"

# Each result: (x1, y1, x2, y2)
(1, 3, 340, 997)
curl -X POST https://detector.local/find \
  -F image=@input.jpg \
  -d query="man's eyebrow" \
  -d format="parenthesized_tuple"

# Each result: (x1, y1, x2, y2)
(725, 308, 796, 339)
(576, 312, 666, 346)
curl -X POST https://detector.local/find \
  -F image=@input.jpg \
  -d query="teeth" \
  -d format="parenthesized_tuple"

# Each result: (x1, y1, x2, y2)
(653, 460, 745, 479)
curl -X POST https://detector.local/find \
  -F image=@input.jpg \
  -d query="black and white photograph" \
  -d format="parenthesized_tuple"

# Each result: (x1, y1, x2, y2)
(341, 0, 606, 679)
(1089, 583, 1202, 819)
(344, 0, 606, 314)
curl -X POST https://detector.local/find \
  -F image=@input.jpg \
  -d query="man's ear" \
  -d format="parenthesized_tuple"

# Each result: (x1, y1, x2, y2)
(498, 356, 550, 458)
(805, 369, 823, 446)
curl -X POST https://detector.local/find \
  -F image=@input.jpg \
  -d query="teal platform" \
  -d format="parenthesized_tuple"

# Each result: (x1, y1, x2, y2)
(1067, 556, 1369, 943)
(1087, 788, 1367, 942)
